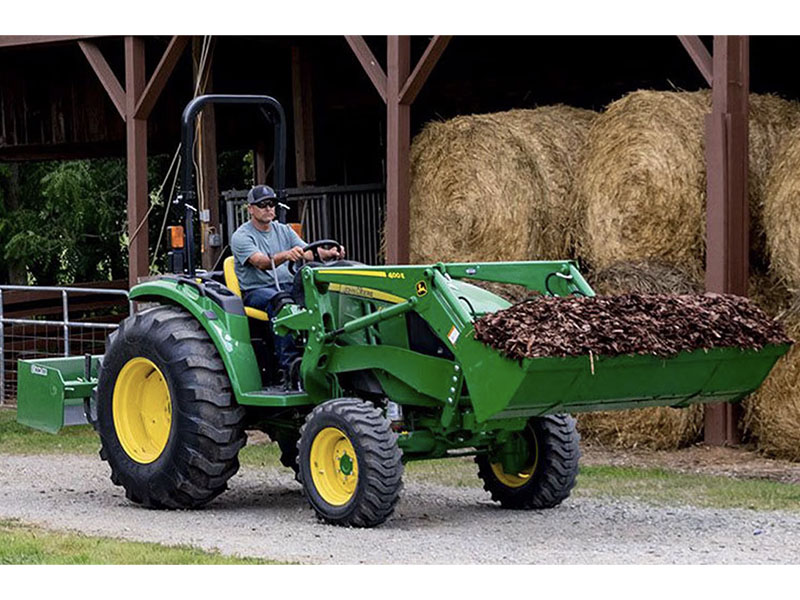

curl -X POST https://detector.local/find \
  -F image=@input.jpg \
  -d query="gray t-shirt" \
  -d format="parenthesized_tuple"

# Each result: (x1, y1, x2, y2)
(231, 221, 306, 293)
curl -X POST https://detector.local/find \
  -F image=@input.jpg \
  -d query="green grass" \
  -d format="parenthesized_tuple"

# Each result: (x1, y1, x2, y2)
(404, 455, 800, 512)
(0, 407, 98, 454)
(574, 465, 800, 512)
(0, 519, 274, 565)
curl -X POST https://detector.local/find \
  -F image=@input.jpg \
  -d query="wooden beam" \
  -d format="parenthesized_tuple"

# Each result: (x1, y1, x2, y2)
(0, 35, 96, 48)
(704, 35, 749, 446)
(385, 36, 411, 264)
(399, 35, 452, 105)
(134, 35, 190, 120)
(291, 45, 317, 187)
(345, 35, 387, 103)
(192, 37, 221, 271)
(78, 40, 126, 120)
(678, 35, 713, 86)
(125, 36, 149, 287)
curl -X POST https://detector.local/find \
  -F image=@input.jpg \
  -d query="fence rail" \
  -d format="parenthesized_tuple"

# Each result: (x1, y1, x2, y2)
(0, 285, 131, 404)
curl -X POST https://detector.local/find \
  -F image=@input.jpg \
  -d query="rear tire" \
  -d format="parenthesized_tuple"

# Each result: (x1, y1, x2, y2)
(476, 414, 580, 509)
(96, 305, 246, 509)
(297, 398, 403, 527)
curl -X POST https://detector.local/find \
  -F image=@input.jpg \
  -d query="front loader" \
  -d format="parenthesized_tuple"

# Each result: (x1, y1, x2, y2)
(16, 95, 791, 527)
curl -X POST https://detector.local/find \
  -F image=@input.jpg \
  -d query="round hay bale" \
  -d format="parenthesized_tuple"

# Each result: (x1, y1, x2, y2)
(408, 105, 596, 264)
(589, 259, 703, 296)
(577, 259, 705, 450)
(578, 90, 800, 275)
(764, 126, 800, 292)
(743, 299, 800, 461)
(577, 405, 705, 451)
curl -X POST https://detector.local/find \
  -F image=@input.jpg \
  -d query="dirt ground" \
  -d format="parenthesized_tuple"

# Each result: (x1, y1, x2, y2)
(580, 441, 800, 484)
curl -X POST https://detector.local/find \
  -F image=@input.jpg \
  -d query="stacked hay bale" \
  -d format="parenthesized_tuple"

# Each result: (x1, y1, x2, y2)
(744, 128, 800, 461)
(408, 105, 596, 265)
(574, 89, 800, 450)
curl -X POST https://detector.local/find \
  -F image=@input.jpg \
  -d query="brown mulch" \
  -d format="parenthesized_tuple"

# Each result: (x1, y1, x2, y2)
(473, 293, 791, 360)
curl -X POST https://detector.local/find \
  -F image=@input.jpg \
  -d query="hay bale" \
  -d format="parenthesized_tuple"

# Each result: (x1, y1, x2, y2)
(590, 259, 703, 296)
(578, 90, 800, 276)
(764, 126, 800, 291)
(408, 105, 596, 264)
(577, 405, 704, 451)
(743, 299, 800, 461)
(578, 260, 705, 449)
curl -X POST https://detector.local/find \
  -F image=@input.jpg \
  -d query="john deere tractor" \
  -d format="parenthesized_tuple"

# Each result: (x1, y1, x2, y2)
(16, 95, 790, 527)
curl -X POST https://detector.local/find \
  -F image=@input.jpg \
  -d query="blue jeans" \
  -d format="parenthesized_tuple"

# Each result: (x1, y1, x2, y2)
(242, 287, 300, 373)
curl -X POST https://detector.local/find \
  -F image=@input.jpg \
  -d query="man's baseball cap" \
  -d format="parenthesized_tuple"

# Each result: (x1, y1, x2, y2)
(247, 185, 277, 204)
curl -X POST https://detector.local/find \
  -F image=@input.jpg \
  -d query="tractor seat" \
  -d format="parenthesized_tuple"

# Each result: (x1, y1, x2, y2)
(223, 256, 269, 321)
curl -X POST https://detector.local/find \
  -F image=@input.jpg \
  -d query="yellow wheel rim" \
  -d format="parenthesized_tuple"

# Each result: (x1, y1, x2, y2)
(309, 427, 359, 506)
(112, 357, 172, 464)
(490, 427, 538, 488)
(490, 462, 536, 488)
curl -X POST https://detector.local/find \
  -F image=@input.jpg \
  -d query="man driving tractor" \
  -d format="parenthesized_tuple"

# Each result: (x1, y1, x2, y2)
(231, 184, 345, 382)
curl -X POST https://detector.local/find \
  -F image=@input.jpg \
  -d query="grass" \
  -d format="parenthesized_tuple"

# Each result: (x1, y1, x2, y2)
(403, 455, 800, 512)
(0, 407, 98, 454)
(4, 406, 800, 513)
(0, 519, 274, 565)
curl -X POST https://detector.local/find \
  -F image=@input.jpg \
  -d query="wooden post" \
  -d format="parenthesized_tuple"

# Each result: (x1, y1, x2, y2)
(253, 140, 269, 185)
(192, 37, 221, 271)
(125, 36, 148, 287)
(385, 36, 411, 264)
(291, 44, 316, 188)
(704, 35, 750, 445)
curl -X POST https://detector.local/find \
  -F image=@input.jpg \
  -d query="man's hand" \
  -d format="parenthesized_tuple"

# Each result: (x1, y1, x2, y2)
(277, 245, 306, 265)
(318, 245, 346, 261)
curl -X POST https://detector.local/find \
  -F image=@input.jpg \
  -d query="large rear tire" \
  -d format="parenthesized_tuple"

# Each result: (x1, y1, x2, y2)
(476, 414, 580, 509)
(96, 305, 246, 508)
(297, 398, 403, 527)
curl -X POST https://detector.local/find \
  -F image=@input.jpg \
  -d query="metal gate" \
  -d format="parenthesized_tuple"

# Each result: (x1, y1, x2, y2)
(224, 184, 386, 266)
(0, 285, 130, 404)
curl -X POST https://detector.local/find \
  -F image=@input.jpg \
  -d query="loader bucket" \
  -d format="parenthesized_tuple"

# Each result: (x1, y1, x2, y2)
(458, 334, 790, 422)
(16, 356, 100, 433)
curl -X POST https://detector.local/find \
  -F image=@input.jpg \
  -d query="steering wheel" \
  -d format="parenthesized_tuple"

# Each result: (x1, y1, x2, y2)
(287, 239, 344, 275)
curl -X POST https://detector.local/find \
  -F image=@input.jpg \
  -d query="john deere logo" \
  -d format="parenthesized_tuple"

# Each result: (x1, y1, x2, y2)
(416, 281, 428, 296)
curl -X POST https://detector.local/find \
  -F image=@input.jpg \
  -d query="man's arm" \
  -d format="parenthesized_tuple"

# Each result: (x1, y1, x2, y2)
(247, 246, 306, 270)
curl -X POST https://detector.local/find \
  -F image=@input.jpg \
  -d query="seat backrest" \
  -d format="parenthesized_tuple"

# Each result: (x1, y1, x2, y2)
(223, 256, 242, 297)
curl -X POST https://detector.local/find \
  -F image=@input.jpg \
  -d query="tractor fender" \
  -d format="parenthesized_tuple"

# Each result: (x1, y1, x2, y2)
(129, 280, 263, 399)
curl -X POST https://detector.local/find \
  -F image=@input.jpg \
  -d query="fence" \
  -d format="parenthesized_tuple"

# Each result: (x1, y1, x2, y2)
(0, 284, 131, 404)
(224, 184, 386, 266)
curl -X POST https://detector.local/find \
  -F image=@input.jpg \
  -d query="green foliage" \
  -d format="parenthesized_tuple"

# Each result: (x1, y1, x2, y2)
(1, 159, 128, 284)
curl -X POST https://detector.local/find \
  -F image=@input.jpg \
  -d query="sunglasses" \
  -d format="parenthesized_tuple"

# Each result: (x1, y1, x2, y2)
(253, 199, 276, 209)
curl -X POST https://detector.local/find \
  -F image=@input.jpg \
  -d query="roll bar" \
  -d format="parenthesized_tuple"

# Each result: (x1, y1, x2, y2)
(176, 94, 287, 275)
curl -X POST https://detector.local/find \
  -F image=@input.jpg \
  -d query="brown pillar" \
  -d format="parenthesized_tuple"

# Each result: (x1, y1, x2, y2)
(704, 35, 750, 445)
(254, 140, 268, 184)
(291, 45, 317, 188)
(125, 36, 149, 287)
(385, 36, 411, 264)
(193, 37, 221, 270)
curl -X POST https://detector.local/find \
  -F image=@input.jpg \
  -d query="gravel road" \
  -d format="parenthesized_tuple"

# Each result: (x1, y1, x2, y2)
(1, 454, 799, 564)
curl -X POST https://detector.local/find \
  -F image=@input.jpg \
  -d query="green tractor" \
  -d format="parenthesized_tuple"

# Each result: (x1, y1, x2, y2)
(16, 95, 790, 527)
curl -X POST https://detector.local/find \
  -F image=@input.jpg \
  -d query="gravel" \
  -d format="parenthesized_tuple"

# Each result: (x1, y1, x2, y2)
(1, 454, 799, 564)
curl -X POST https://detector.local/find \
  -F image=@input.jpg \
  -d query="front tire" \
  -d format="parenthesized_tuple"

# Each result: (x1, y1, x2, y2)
(477, 414, 580, 509)
(297, 398, 403, 527)
(96, 305, 246, 508)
